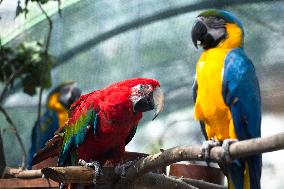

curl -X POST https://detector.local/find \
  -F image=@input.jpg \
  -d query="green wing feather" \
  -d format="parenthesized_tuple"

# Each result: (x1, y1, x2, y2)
(58, 108, 97, 166)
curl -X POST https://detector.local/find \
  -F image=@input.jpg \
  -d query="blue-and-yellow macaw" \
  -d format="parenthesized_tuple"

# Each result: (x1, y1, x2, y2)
(27, 82, 81, 169)
(191, 10, 261, 189)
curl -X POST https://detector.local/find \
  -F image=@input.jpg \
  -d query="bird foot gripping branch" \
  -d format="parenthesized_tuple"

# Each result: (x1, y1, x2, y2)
(200, 139, 221, 165)
(114, 160, 138, 178)
(200, 139, 239, 164)
(221, 139, 238, 163)
(78, 159, 103, 183)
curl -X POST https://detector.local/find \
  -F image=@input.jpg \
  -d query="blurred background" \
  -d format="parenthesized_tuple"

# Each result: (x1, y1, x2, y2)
(0, 0, 284, 188)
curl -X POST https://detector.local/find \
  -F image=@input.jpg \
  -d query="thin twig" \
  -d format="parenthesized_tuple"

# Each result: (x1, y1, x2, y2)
(0, 64, 27, 168)
(37, 87, 43, 125)
(0, 129, 6, 178)
(36, 2, 53, 123)
(57, 0, 62, 16)
(0, 106, 27, 169)
(0, 66, 25, 103)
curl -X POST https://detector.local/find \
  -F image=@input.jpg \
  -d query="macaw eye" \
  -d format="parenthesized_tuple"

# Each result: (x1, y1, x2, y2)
(138, 84, 144, 92)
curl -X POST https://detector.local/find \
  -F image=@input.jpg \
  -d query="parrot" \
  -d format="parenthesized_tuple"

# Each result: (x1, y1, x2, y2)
(31, 78, 164, 181)
(27, 82, 81, 169)
(191, 10, 261, 189)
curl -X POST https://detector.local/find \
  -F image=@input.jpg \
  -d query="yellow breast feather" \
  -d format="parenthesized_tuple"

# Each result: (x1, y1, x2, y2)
(48, 93, 69, 128)
(193, 23, 242, 140)
(194, 48, 237, 140)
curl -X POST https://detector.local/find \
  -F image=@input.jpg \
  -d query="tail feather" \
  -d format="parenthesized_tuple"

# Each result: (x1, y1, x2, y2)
(227, 155, 261, 189)
(32, 135, 62, 166)
(227, 159, 244, 189)
(247, 155, 262, 189)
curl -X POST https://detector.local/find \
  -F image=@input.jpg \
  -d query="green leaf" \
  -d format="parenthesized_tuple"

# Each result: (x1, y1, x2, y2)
(0, 41, 54, 96)
(22, 75, 37, 96)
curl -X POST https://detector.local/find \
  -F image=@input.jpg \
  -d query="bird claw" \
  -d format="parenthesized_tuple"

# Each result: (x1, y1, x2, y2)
(222, 139, 238, 163)
(78, 159, 103, 184)
(114, 160, 136, 178)
(201, 139, 221, 165)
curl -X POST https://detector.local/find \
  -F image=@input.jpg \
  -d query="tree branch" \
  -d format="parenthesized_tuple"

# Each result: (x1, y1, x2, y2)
(41, 167, 206, 189)
(133, 172, 198, 189)
(0, 65, 25, 104)
(36, 2, 53, 125)
(174, 177, 226, 189)
(55, 0, 282, 66)
(0, 65, 27, 169)
(0, 129, 6, 178)
(4, 167, 223, 189)
(116, 132, 284, 186)
(4, 167, 42, 179)
(39, 132, 284, 189)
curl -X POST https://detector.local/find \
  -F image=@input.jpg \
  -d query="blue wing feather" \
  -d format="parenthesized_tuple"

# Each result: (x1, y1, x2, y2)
(222, 48, 262, 189)
(58, 109, 98, 166)
(27, 110, 59, 169)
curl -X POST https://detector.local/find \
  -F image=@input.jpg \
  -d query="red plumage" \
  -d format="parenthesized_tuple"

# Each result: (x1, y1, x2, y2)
(32, 78, 161, 166)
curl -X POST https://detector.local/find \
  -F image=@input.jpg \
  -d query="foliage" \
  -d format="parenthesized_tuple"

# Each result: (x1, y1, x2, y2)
(16, 0, 61, 17)
(0, 41, 54, 96)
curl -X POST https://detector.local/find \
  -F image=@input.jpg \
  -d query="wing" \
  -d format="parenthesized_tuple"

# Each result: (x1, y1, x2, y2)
(192, 79, 208, 140)
(31, 134, 62, 166)
(125, 125, 137, 146)
(58, 101, 99, 166)
(222, 48, 261, 139)
(222, 48, 261, 189)
(28, 110, 59, 168)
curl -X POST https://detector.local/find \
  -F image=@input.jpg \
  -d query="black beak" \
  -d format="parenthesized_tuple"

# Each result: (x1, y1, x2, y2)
(191, 20, 207, 49)
(133, 92, 155, 113)
(59, 85, 81, 109)
(132, 87, 164, 120)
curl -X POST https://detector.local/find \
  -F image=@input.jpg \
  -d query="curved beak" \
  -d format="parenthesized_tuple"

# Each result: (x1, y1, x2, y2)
(191, 19, 207, 49)
(132, 87, 164, 120)
(152, 87, 164, 120)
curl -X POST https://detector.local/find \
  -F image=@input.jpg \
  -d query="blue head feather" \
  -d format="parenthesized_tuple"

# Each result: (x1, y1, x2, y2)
(199, 9, 243, 30)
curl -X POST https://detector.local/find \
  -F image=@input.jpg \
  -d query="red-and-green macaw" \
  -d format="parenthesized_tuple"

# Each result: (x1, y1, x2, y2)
(32, 78, 164, 171)
(191, 10, 261, 189)
(27, 82, 81, 169)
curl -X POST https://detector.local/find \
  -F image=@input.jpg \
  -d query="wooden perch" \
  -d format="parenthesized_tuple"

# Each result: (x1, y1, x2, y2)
(119, 132, 284, 185)
(40, 132, 284, 189)
(135, 172, 198, 189)
(42, 166, 118, 185)
(42, 167, 219, 189)
(175, 177, 226, 189)
(4, 168, 42, 179)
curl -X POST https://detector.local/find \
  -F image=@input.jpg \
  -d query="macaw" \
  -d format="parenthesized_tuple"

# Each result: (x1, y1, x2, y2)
(32, 78, 164, 171)
(27, 82, 81, 169)
(191, 10, 261, 189)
